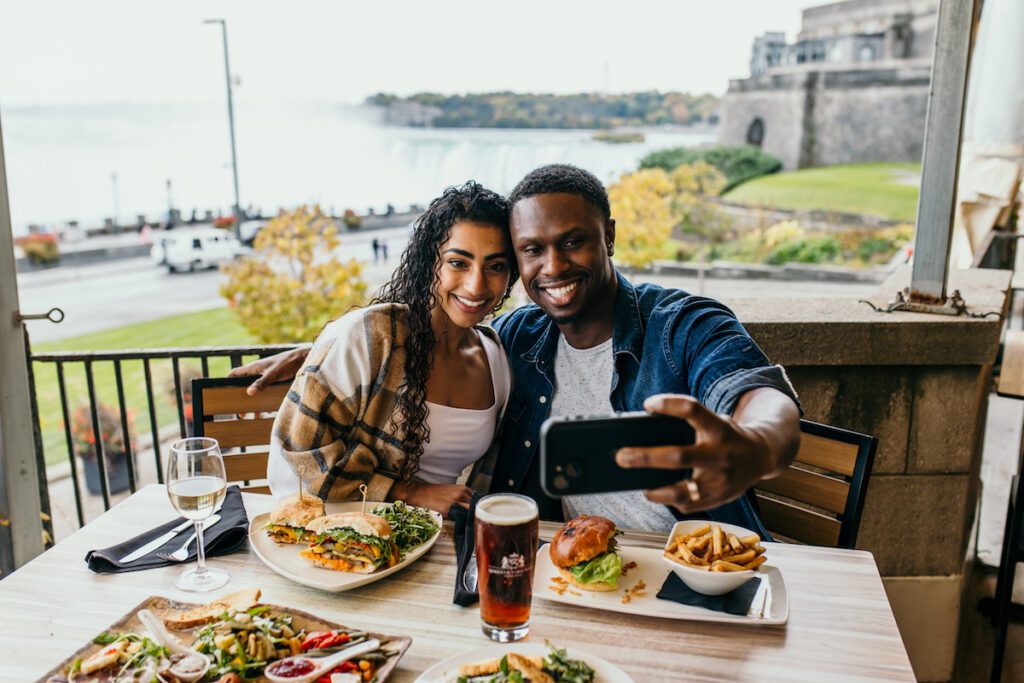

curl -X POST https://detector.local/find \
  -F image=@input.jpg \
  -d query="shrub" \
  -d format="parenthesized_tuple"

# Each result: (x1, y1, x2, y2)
(213, 216, 237, 228)
(16, 233, 60, 264)
(70, 404, 135, 461)
(639, 145, 783, 191)
(766, 235, 842, 265)
(607, 169, 676, 269)
(221, 205, 367, 343)
(343, 209, 362, 229)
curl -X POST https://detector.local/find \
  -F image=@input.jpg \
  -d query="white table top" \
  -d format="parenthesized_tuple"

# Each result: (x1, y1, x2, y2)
(0, 485, 914, 682)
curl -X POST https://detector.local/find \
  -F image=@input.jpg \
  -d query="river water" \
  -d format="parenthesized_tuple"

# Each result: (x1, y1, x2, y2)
(2, 102, 713, 233)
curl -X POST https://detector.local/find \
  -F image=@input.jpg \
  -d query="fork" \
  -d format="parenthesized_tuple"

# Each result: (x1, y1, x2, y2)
(157, 514, 222, 562)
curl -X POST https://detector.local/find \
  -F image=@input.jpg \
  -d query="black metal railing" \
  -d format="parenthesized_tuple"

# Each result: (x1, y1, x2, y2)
(28, 344, 298, 543)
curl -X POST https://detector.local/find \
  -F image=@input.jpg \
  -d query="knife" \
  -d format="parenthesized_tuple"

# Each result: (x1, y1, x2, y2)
(118, 518, 193, 564)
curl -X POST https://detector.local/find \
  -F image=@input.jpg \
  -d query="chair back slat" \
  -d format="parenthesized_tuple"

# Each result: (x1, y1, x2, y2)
(192, 376, 286, 491)
(794, 432, 857, 477)
(200, 383, 290, 415)
(755, 466, 849, 515)
(998, 330, 1024, 399)
(754, 419, 877, 549)
(756, 494, 841, 547)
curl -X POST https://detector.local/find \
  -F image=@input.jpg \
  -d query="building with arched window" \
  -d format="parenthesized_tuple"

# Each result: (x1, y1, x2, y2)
(719, 0, 936, 169)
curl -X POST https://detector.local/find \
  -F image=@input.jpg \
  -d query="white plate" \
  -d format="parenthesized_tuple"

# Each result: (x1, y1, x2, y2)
(534, 544, 789, 626)
(414, 642, 634, 683)
(249, 501, 443, 592)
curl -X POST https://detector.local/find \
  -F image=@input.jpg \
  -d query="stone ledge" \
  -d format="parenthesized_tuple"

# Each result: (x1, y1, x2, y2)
(736, 267, 1010, 366)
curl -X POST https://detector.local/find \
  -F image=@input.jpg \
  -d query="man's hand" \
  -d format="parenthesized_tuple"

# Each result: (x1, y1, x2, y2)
(228, 346, 310, 396)
(388, 480, 473, 518)
(615, 391, 799, 514)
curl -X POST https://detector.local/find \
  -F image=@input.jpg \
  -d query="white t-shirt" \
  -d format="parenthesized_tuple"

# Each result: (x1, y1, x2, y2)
(552, 333, 679, 532)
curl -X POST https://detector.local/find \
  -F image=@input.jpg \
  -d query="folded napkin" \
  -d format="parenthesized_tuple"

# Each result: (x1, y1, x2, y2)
(656, 571, 762, 616)
(450, 492, 483, 606)
(85, 485, 249, 574)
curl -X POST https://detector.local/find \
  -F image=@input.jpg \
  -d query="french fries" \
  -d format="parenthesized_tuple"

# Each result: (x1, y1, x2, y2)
(664, 525, 766, 572)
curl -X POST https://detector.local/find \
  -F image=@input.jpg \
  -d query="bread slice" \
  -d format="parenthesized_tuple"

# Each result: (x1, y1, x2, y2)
(557, 566, 618, 592)
(458, 655, 545, 677)
(507, 653, 555, 683)
(163, 588, 262, 629)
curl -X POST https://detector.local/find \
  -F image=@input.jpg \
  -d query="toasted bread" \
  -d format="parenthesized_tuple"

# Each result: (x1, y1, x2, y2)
(557, 566, 618, 592)
(458, 655, 545, 677)
(507, 653, 555, 683)
(162, 588, 262, 629)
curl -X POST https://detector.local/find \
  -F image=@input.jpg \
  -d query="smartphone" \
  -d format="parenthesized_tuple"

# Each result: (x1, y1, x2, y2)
(539, 411, 696, 498)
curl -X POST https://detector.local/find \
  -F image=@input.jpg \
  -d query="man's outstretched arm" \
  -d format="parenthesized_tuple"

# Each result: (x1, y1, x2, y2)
(615, 389, 800, 514)
(228, 345, 311, 395)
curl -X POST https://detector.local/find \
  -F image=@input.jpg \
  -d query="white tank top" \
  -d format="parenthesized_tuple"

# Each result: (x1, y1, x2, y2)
(415, 331, 509, 484)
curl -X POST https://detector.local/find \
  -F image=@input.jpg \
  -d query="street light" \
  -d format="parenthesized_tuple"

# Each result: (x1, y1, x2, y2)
(203, 18, 242, 238)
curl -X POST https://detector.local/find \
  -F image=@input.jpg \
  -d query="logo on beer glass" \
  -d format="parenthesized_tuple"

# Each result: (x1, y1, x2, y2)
(491, 552, 529, 577)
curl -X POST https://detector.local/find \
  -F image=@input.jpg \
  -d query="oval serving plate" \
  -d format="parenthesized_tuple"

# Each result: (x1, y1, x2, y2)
(249, 501, 443, 592)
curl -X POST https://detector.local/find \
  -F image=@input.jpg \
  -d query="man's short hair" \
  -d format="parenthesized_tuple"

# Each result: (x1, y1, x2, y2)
(508, 164, 611, 221)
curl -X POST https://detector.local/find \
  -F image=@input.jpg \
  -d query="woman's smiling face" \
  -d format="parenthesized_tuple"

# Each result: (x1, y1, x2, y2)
(433, 220, 513, 329)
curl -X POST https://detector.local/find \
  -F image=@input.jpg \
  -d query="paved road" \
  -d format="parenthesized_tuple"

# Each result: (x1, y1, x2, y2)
(17, 224, 877, 345)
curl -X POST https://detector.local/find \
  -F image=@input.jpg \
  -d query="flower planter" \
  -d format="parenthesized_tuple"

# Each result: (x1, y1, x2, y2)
(82, 452, 133, 495)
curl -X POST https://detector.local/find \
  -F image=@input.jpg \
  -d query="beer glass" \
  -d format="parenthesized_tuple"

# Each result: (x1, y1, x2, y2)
(475, 493, 539, 642)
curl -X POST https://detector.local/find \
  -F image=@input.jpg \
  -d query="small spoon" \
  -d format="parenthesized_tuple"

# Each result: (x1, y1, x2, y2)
(137, 609, 210, 683)
(264, 638, 381, 683)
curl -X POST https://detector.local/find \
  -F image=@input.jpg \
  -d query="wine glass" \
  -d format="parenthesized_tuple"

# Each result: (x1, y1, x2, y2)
(166, 437, 230, 592)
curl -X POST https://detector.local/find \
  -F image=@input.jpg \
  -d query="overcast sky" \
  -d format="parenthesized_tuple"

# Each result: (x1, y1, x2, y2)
(0, 0, 811, 106)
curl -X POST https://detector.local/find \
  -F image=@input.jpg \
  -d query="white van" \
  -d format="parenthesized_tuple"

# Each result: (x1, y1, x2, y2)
(150, 227, 242, 273)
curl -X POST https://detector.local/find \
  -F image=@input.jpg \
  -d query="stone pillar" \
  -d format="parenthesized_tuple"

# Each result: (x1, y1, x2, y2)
(733, 267, 1011, 682)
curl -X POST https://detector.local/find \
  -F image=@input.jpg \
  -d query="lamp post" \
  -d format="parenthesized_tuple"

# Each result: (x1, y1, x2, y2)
(203, 18, 242, 238)
(110, 172, 120, 232)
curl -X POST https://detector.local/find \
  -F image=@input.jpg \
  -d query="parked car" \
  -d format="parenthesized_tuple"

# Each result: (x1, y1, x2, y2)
(238, 219, 268, 245)
(149, 228, 242, 273)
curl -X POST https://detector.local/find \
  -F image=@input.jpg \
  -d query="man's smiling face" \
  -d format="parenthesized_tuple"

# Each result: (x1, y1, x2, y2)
(510, 192, 617, 326)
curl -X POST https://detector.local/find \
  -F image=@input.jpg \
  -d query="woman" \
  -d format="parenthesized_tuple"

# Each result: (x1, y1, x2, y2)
(267, 181, 515, 516)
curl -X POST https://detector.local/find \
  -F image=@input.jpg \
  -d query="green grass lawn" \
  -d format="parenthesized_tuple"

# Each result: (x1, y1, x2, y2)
(32, 307, 257, 467)
(723, 163, 921, 222)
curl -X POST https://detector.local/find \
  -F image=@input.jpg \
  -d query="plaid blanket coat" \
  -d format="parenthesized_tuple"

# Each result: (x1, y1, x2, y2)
(270, 303, 509, 501)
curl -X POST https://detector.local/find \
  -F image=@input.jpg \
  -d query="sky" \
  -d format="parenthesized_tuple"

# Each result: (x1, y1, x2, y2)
(0, 0, 811, 106)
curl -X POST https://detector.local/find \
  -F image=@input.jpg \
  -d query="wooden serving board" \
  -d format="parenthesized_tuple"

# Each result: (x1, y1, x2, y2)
(38, 596, 412, 682)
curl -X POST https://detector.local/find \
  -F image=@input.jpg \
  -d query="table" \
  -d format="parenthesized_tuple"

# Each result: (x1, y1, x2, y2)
(0, 485, 914, 682)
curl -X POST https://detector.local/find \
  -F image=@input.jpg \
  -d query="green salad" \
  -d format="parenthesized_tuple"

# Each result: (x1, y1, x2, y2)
(372, 500, 440, 555)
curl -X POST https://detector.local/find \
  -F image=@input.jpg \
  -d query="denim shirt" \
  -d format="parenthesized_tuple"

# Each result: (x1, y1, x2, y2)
(490, 271, 800, 535)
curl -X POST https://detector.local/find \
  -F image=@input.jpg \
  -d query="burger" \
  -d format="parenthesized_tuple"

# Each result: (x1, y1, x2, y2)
(265, 493, 325, 544)
(549, 515, 622, 591)
(300, 512, 401, 574)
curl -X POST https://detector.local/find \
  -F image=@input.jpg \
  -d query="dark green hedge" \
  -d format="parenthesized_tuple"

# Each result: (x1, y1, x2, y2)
(638, 145, 783, 192)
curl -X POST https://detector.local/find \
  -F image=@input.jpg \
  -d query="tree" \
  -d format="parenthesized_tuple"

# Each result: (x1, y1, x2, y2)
(669, 162, 731, 294)
(607, 169, 676, 269)
(221, 206, 367, 343)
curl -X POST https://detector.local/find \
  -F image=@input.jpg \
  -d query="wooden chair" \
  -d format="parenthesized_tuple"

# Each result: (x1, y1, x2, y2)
(191, 376, 290, 494)
(990, 329, 1024, 682)
(753, 419, 877, 549)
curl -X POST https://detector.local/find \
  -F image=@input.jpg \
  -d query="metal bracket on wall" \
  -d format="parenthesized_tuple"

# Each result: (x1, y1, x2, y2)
(12, 307, 64, 325)
(859, 288, 1001, 319)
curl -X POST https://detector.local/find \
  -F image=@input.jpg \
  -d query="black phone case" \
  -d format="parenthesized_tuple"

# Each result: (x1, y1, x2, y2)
(539, 412, 696, 498)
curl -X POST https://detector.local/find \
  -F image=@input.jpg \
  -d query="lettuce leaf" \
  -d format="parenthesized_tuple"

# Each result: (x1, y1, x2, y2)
(567, 551, 621, 586)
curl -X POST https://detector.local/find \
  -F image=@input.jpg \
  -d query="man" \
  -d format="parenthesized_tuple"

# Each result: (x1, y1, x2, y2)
(233, 164, 800, 532)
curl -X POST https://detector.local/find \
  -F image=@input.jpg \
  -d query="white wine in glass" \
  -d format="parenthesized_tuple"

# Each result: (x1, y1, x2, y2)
(167, 437, 229, 592)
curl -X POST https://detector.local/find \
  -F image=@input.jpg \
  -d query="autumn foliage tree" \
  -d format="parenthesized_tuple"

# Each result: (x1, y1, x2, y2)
(221, 206, 367, 343)
(607, 168, 676, 269)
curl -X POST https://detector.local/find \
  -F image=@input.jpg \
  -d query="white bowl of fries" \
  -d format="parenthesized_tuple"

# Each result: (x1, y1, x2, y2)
(662, 521, 767, 595)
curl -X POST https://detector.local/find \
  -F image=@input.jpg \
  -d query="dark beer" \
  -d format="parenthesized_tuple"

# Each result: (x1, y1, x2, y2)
(475, 493, 539, 642)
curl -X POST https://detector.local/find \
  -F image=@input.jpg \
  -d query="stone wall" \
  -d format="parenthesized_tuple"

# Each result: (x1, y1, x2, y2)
(731, 267, 1010, 681)
(718, 66, 931, 169)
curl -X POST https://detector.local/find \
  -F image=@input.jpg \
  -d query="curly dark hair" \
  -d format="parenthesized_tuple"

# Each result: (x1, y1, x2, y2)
(370, 181, 515, 480)
(508, 163, 611, 220)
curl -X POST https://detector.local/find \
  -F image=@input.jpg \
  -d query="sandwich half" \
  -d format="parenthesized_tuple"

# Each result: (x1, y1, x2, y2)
(265, 493, 326, 544)
(300, 512, 400, 574)
(549, 515, 622, 591)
